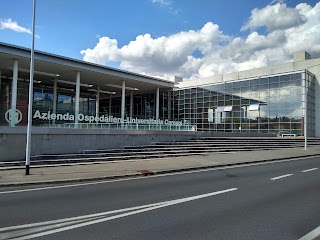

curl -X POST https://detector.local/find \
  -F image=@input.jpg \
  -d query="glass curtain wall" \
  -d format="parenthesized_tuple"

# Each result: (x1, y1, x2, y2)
(174, 72, 315, 136)
(102, 90, 174, 120)
(0, 79, 96, 126)
(0, 78, 29, 126)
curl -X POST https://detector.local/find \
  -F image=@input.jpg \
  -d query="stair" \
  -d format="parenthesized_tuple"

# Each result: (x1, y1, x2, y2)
(1, 137, 320, 167)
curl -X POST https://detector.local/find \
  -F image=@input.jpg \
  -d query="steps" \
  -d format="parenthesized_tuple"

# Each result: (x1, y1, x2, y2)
(2, 137, 320, 167)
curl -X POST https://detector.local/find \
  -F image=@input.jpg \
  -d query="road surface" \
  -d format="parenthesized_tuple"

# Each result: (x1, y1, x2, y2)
(0, 156, 320, 240)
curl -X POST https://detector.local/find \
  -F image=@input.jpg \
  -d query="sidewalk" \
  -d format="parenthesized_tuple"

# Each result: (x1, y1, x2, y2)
(1, 146, 320, 187)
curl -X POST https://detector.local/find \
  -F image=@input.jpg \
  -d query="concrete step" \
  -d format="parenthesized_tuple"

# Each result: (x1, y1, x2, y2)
(124, 142, 309, 149)
(153, 140, 320, 145)
(191, 137, 320, 141)
(31, 144, 300, 160)
(9, 137, 319, 165)
(0, 146, 292, 167)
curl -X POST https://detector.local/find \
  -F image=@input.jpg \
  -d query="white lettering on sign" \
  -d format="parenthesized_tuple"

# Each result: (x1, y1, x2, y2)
(31, 110, 185, 126)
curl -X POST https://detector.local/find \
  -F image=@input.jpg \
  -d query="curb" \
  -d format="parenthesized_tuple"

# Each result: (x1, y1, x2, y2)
(0, 154, 319, 188)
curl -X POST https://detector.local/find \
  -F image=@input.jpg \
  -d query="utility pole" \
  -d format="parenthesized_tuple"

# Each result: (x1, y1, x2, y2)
(25, 0, 36, 175)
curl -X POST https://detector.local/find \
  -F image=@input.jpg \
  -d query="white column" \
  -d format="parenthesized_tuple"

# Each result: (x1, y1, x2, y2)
(0, 70, 1, 118)
(121, 80, 125, 121)
(168, 91, 171, 120)
(156, 87, 160, 121)
(130, 91, 133, 118)
(75, 71, 80, 126)
(11, 59, 18, 127)
(0, 70, 2, 100)
(52, 79, 57, 125)
(96, 85, 100, 121)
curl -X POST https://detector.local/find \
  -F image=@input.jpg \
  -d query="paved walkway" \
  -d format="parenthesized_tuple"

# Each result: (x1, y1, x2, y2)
(1, 146, 320, 187)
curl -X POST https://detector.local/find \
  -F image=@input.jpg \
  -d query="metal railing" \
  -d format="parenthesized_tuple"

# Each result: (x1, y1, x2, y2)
(42, 122, 197, 131)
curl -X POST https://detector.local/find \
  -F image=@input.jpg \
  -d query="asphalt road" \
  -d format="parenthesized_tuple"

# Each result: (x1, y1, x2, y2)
(1, 156, 320, 240)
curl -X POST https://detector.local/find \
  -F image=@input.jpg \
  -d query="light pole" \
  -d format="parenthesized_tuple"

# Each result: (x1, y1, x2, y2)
(25, 0, 36, 175)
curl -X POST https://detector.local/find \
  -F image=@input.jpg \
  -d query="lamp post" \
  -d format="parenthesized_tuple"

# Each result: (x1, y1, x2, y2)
(25, 0, 36, 175)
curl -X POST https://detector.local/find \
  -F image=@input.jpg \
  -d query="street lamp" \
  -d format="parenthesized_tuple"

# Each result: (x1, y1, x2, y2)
(25, 0, 36, 175)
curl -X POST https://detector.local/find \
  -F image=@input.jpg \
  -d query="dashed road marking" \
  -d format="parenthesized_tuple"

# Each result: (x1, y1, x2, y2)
(270, 174, 293, 181)
(301, 168, 318, 173)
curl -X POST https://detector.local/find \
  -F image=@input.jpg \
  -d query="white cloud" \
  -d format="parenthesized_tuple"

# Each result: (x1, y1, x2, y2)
(151, 0, 181, 15)
(0, 18, 39, 38)
(151, 0, 172, 7)
(81, 22, 227, 76)
(242, 3, 307, 31)
(81, 2, 320, 80)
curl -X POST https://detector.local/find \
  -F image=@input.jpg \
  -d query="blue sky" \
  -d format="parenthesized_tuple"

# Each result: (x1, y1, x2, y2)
(1, 0, 320, 79)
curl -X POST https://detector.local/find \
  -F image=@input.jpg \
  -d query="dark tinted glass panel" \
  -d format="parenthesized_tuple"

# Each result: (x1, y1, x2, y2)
(291, 73, 302, 80)
(260, 77, 268, 85)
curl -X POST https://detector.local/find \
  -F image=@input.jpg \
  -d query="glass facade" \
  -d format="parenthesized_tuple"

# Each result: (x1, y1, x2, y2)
(101, 91, 173, 120)
(0, 79, 96, 126)
(0, 77, 173, 127)
(0, 71, 315, 136)
(174, 72, 315, 136)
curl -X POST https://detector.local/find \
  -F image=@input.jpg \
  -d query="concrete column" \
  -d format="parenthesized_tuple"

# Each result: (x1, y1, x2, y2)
(130, 91, 133, 118)
(75, 72, 80, 126)
(52, 79, 58, 125)
(121, 80, 125, 121)
(11, 59, 18, 127)
(304, 78, 307, 149)
(156, 87, 160, 121)
(0, 70, 1, 119)
(96, 85, 100, 121)
(109, 96, 112, 115)
(0, 70, 2, 102)
(168, 91, 171, 120)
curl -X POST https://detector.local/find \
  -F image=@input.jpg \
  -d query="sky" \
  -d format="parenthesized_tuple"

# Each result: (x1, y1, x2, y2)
(1, 0, 320, 80)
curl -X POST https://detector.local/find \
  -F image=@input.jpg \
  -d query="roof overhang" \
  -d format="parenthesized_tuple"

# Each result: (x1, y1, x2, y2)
(0, 42, 174, 95)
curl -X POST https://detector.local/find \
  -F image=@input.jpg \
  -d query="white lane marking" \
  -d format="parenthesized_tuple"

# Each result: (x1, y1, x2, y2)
(1, 155, 319, 195)
(270, 174, 293, 180)
(0, 188, 237, 240)
(299, 225, 320, 240)
(0, 201, 165, 232)
(301, 168, 318, 173)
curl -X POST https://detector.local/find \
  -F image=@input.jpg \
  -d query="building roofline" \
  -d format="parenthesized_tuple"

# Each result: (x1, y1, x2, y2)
(177, 55, 320, 88)
(0, 41, 173, 86)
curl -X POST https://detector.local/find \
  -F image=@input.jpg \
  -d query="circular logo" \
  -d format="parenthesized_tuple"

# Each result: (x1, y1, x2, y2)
(5, 109, 22, 125)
